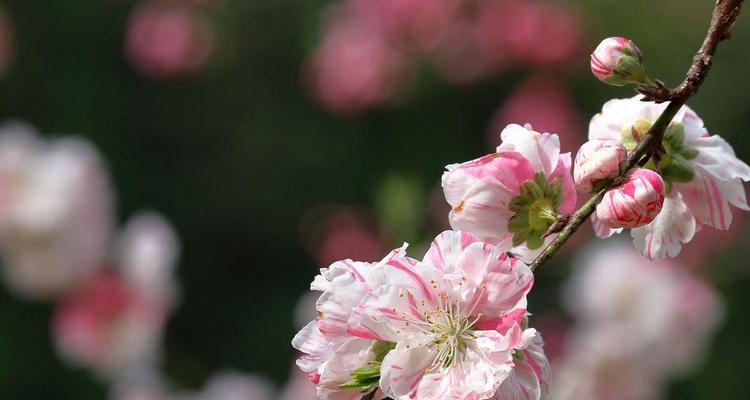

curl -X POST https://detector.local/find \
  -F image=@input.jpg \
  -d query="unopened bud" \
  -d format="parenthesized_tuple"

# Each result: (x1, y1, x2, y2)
(574, 140, 627, 193)
(596, 168, 665, 229)
(590, 37, 649, 86)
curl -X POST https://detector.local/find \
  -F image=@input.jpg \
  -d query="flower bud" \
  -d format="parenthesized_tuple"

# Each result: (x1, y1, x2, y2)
(574, 140, 627, 193)
(590, 37, 649, 86)
(596, 168, 665, 229)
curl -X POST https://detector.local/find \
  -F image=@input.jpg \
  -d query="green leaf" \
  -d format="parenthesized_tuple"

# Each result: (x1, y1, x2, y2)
(662, 153, 695, 183)
(512, 231, 529, 247)
(372, 341, 396, 362)
(340, 361, 383, 390)
(664, 123, 686, 151)
(526, 229, 545, 250)
(507, 213, 529, 233)
(680, 147, 699, 160)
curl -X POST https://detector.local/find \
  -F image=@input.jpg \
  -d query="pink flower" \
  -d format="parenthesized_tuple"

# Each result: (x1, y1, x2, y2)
(442, 124, 576, 256)
(304, 8, 412, 114)
(0, 122, 114, 300)
(349, 231, 543, 400)
(52, 212, 179, 380)
(126, 0, 214, 78)
(293, 247, 411, 400)
(596, 168, 665, 229)
(503, 1, 583, 68)
(52, 271, 170, 379)
(590, 37, 647, 86)
(556, 242, 724, 399)
(589, 96, 750, 258)
(574, 140, 626, 193)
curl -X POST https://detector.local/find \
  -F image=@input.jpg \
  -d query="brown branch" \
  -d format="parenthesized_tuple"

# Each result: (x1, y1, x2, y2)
(529, 0, 744, 272)
(638, 0, 744, 103)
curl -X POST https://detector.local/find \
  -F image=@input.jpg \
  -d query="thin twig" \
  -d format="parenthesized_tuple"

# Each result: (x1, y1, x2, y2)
(639, 0, 744, 103)
(529, 0, 744, 272)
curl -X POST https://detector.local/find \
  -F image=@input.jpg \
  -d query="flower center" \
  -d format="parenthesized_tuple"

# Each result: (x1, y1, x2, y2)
(424, 293, 481, 371)
(507, 172, 563, 249)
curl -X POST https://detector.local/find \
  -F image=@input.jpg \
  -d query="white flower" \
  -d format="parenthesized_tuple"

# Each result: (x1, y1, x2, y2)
(588, 96, 750, 259)
(0, 121, 114, 299)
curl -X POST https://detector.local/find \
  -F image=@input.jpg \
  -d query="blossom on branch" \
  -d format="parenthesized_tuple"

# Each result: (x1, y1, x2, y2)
(293, 231, 551, 400)
(442, 124, 575, 259)
(588, 96, 750, 259)
(596, 168, 665, 229)
(590, 37, 649, 86)
(573, 139, 626, 193)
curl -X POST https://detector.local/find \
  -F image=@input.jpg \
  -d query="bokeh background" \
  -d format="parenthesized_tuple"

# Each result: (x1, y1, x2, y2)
(1, 0, 750, 399)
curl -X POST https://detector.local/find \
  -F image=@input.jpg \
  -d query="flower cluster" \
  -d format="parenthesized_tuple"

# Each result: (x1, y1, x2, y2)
(293, 125, 570, 399)
(291, 33, 750, 400)
(442, 123, 575, 260)
(305, 0, 584, 114)
(293, 231, 550, 400)
(0, 121, 181, 384)
(577, 95, 750, 259)
(554, 242, 724, 400)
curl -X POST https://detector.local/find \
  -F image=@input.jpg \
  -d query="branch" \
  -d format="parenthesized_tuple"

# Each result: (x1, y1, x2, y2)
(638, 0, 744, 103)
(529, 0, 744, 272)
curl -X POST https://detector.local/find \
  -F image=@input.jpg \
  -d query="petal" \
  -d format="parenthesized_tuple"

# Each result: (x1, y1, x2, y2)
(380, 344, 435, 400)
(448, 177, 516, 244)
(676, 171, 733, 230)
(423, 230, 481, 273)
(498, 124, 560, 177)
(590, 212, 622, 239)
(292, 321, 330, 373)
(494, 332, 551, 400)
(631, 193, 696, 259)
(549, 152, 577, 214)
(688, 134, 750, 182)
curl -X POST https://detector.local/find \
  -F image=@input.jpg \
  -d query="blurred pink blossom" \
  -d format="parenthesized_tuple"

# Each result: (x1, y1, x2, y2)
(298, 205, 385, 267)
(348, 0, 460, 52)
(0, 121, 114, 300)
(487, 77, 584, 153)
(52, 212, 179, 380)
(53, 271, 169, 380)
(126, 0, 215, 78)
(504, 1, 583, 67)
(199, 371, 275, 400)
(304, 12, 412, 114)
(279, 366, 317, 400)
(556, 241, 724, 400)
(316, 210, 385, 266)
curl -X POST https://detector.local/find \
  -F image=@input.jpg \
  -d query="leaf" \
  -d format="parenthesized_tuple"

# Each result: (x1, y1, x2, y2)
(340, 361, 383, 390)
(664, 123, 686, 151)
(507, 212, 529, 233)
(662, 153, 695, 183)
(372, 341, 396, 362)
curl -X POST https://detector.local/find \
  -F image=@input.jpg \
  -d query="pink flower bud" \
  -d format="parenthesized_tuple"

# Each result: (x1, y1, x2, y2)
(590, 37, 647, 86)
(574, 139, 626, 193)
(596, 168, 665, 229)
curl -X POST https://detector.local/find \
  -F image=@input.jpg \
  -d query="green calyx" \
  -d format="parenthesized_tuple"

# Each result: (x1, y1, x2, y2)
(620, 120, 699, 193)
(507, 172, 564, 250)
(605, 53, 651, 86)
(339, 341, 395, 391)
